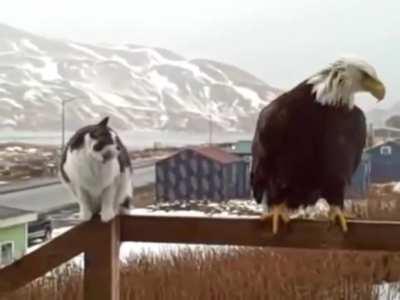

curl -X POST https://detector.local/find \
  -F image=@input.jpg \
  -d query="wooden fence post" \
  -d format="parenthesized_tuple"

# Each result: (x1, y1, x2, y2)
(84, 217, 121, 300)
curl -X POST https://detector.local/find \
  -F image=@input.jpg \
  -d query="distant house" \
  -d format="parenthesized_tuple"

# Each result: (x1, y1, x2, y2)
(366, 139, 400, 183)
(155, 146, 250, 202)
(0, 206, 37, 267)
(230, 140, 252, 162)
(373, 127, 400, 142)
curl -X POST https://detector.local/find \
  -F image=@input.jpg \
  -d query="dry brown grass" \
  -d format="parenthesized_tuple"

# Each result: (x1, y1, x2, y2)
(3, 247, 400, 300)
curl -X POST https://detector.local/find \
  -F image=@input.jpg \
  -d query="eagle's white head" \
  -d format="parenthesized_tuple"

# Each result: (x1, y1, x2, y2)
(307, 56, 385, 109)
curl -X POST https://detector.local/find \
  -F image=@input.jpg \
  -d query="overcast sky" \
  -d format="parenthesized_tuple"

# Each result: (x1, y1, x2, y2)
(2, 0, 399, 110)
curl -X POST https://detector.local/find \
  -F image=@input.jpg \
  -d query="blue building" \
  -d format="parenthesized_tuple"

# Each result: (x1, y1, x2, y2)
(366, 139, 400, 183)
(155, 146, 250, 202)
(345, 153, 371, 199)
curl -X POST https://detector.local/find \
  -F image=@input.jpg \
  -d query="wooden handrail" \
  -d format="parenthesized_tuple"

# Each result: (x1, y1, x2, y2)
(121, 215, 400, 252)
(2, 215, 400, 299)
(0, 219, 86, 297)
(0, 217, 120, 299)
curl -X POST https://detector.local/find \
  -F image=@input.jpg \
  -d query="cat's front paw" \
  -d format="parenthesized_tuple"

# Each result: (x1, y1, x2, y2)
(119, 198, 133, 215)
(119, 206, 131, 215)
(100, 209, 116, 222)
(80, 209, 93, 222)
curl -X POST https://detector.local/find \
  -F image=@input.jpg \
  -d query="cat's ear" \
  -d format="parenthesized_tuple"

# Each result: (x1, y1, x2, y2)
(97, 116, 109, 127)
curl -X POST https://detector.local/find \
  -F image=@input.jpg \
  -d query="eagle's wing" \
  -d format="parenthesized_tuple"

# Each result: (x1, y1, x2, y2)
(250, 99, 289, 203)
(351, 107, 367, 174)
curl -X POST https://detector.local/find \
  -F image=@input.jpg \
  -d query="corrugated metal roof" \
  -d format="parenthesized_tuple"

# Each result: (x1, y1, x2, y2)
(0, 205, 37, 228)
(0, 206, 33, 219)
(190, 146, 243, 164)
(156, 146, 244, 164)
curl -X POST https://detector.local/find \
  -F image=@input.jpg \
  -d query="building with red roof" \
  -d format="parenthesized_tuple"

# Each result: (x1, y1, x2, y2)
(155, 146, 250, 202)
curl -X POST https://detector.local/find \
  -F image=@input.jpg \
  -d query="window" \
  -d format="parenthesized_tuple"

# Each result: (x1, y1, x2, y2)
(380, 146, 392, 156)
(1, 241, 14, 266)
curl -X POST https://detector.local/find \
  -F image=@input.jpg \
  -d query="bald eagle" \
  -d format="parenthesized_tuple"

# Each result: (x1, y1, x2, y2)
(250, 57, 385, 234)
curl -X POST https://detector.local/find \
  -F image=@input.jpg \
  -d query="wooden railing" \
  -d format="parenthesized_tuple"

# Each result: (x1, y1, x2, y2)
(1, 215, 400, 299)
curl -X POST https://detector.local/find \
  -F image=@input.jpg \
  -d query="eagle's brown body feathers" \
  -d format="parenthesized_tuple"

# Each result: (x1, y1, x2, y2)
(250, 81, 366, 210)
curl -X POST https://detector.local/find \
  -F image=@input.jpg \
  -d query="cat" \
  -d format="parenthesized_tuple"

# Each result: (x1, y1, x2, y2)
(59, 116, 134, 222)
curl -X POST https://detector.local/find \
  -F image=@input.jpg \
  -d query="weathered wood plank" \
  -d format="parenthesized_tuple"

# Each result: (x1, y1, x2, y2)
(121, 215, 400, 252)
(84, 217, 121, 300)
(0, 220, 88, 297)
(3, 214, 400, 299)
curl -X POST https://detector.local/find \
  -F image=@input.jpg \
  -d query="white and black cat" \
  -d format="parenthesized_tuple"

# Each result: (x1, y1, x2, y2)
(59, 116, 134, 222)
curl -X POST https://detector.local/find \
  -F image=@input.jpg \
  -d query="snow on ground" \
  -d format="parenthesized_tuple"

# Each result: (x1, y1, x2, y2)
(39, 57, 62, 81)
(148, 70, 179, 95)
(5, 146, 23, 152)
(20, 39, 44, 55)
(392, 182, 400, 194)
(376, 283, 400, 300)
(110, 55, 143, 73)
(125, 47, 217, 84)
(69, 43, 106, 60)
(233, 86, 267, 109)
(0, 87, 9, 94)
(21, 57, 62, 81)
(1, 119, 17, 127)
(96, 90, 133, 108)
(0, 28, 282, 133)
(0, 97, 24, 109)
(80, 104, 101, 119)
(203, 63, 231, 84)
(26, 148, 38, 154)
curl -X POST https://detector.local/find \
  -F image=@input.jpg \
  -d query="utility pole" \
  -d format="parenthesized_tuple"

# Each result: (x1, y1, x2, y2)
(208, 102, 213, 146)
(61, 98, 78, 152)
(61, 100, 66, 152)
(367, 123, 374, 147)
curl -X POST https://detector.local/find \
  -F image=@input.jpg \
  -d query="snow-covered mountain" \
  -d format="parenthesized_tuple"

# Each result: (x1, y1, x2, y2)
(0, 24, 281, 133)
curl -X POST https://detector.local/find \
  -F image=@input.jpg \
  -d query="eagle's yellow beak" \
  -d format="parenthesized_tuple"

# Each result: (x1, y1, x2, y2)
(362, 77, 385, 101)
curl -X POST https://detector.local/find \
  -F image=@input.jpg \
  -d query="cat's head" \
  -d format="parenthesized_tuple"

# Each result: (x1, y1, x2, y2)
(85, 117, 121, 163)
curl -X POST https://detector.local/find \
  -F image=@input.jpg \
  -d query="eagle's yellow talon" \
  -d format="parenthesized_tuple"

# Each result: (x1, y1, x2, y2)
(260, 203, 290, 234)
(329, 206, 348, 233)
